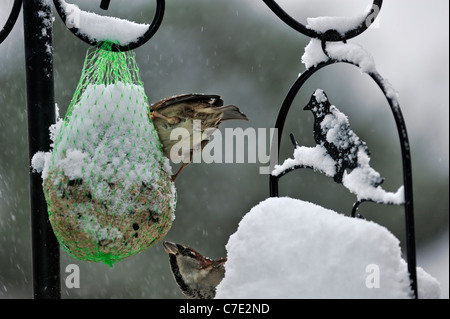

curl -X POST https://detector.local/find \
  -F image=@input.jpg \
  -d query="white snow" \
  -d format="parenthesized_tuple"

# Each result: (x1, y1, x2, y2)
(321, 105, 359, 149)
(272, 145, 336, 177)
(378, 76, 400, 102)
(35, 3, 54, 76)
(313, 88, 328, 104)
(273, 142, 404, 205)
(57, 149, 88, 181)
(60, 0, 149, 45)
(215, 197, 441, 299)
(79, 214, 123, 241)
(31, 151, 52, 180)
(301, 38, 328, 70)
(31, 151, 48, 175)
(300, 42, 399, 112)
(306, 14, 366, 36)
(302, 39, 377, 74)
(415, 266, 442, 299)
(342, 150, 404, 204)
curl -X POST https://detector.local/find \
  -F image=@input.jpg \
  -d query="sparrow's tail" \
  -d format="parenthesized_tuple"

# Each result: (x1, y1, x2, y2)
(218, 105, 249, 122)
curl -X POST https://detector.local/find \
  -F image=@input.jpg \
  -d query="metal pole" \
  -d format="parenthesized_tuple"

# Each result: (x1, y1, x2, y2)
(23, 0, 61, 299)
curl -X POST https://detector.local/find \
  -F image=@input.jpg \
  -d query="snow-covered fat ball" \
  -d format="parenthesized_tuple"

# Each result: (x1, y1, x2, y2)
(32, 81, 176, 267)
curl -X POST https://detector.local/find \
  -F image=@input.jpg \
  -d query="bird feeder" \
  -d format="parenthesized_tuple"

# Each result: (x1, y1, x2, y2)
(29, 0, 176, 267)
(35, 42, 176, 267)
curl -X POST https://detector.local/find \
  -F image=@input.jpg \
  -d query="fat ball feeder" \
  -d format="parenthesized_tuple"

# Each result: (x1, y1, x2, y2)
(32, 1, 175, 267)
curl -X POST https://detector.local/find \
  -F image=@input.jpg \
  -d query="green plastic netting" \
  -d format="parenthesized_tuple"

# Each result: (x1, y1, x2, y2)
(41, 42, 176, 267)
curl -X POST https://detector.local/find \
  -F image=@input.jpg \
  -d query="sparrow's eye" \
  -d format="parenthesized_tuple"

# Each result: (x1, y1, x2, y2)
(178, 245, 196, 258)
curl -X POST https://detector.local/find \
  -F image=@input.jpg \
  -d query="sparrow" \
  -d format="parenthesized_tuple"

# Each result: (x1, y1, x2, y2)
(149, 94, 248, 181)
(304, 89, 384, 187)
(163, 241, 226, 299)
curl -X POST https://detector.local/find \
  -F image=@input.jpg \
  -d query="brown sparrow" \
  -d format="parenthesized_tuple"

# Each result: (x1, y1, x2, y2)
(149, 94, 248, 181)
(163, 241, 226, 299)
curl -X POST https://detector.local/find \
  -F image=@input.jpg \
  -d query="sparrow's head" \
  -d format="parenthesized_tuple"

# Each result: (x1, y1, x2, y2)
(163, 241, 226, 299)
(304, 89, 331, 118)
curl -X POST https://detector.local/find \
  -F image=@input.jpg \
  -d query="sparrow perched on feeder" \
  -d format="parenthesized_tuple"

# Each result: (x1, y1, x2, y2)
(150, 94, 248, 181)
(304, 89, 384, 187)
(163, 241, 226, 299)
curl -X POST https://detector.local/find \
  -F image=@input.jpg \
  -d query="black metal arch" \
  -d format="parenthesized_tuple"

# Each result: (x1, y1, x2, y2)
(0, 0, 23, 45)
(268, 57, 418, 298)
(262, 0, 383, 41)
(52, 0, 165, 51)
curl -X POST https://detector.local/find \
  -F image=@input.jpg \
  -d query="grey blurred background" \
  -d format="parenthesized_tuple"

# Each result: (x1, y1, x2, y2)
(0, 0, 448, 298)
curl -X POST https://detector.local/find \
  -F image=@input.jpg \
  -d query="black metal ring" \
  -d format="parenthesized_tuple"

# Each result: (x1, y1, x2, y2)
(262, 0, 382, 41)
(0, 0, 23, 45)
(52, 0, 165, 51)
(321, 30, 347, 58)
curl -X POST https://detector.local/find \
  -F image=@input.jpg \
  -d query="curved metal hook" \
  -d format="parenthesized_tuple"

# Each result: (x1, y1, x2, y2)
(262, 0, 383, 41)
(52, 0, 165, 51)
(351, 200, 368, 219)
(0, 0, 23, 45)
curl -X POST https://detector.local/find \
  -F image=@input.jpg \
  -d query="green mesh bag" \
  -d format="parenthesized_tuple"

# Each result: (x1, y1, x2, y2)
(42, 42, 176, 267)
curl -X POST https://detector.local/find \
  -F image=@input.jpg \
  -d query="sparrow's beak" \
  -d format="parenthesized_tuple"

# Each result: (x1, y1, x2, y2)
(163, 241, 179, 255)
(303, 103, 311, 111)
(213, 257, 227, 267)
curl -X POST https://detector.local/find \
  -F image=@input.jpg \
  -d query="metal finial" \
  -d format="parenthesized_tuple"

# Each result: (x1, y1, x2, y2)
(100, 0, 111, 10)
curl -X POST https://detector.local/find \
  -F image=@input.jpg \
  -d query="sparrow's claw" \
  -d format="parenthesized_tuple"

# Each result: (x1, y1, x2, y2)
(171, 162, 188, 182)
(150, 111, 180, 125)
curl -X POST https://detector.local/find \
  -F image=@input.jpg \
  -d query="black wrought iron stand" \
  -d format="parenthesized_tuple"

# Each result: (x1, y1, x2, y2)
(263, 0, 418, 298)
(0, 0, 418, 299)
(23, 0, 60, 299)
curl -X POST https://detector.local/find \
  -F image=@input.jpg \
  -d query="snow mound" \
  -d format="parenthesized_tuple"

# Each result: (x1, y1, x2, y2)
(216, 197, 440, 299)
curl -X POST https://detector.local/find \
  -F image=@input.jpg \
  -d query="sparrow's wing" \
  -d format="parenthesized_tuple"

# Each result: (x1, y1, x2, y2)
(150, 94, 223, 111)
(151, 94, 247, 123)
